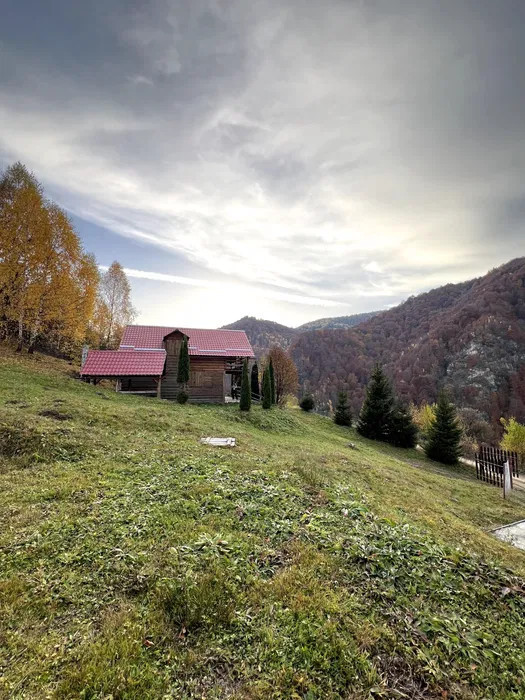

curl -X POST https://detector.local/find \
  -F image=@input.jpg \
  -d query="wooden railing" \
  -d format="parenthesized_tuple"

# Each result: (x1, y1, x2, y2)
(475, 445, 519, 487)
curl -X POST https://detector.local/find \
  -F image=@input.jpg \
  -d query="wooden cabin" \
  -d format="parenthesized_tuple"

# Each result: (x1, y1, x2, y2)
(80, 325, 255, 403)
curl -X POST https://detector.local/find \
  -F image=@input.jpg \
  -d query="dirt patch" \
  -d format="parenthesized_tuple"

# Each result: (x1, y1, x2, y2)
(39, 409, 72, 421)
(5, 399, 29, 408)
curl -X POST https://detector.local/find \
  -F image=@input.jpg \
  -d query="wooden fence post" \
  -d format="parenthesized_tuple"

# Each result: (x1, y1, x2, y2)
(503, 460, 512, 499)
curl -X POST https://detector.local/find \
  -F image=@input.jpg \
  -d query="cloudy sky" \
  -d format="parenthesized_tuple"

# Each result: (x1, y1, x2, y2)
(1, 0, 524, 327)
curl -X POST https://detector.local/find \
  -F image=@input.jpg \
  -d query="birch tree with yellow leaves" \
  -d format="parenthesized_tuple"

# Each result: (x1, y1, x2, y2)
(0, 162, 99, 355)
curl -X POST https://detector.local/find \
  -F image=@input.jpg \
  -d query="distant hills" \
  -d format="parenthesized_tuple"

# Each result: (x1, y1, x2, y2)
(291, 258, 525, 421)
(225, 258, 525, 422)
(222, 311, 380, 357)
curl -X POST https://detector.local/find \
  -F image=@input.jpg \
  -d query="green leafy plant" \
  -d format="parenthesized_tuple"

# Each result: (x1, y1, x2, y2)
(500, 416, 525, 464)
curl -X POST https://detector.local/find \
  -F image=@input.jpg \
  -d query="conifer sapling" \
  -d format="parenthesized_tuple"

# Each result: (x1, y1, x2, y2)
(262, 368, 272, 409)
(388, 401, 418, 448)
(269, 358, 276, 404)
(239, 359, 251, 411)
(425, 390, 462, 464)
(177, 337, 190, 385)
(251, 362, 260, 399)
(356, 364, 395, 441)
(334, 391, 352, 426)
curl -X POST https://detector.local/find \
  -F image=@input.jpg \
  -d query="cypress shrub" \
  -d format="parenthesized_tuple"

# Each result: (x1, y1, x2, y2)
(357, 364, 395, 441)
(388, 402, 418, 448)
(334, 391, 352, 426)
(262, 368, 272, 409)
(269, 359, 276, 404)
(299, 395, 315, 412)
(239, 359, 251, 411)
(251, 363, 260, 399)
(177, 338, 190, 385)
(425, 391, 462, 464)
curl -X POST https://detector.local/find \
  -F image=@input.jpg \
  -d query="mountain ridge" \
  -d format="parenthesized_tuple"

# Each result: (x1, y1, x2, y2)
(225, 258, 525, 422)
(291, 257, 525, 421)
(222, 310, 381, 357)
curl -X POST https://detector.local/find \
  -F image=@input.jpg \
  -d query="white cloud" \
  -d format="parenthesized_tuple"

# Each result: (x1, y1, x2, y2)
(1, 0, 524, 323)
(100, 266, 209, 287)
(362, 261, 383, 274)
(104, 265, 343, 308)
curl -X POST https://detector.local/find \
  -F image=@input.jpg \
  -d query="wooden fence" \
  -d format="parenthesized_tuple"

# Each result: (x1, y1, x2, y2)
(475, 445, 519, 487)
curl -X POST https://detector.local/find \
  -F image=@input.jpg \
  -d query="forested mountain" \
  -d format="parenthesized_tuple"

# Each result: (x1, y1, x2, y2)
(222, 311, 380, 356)
(222, 316, 298, 357)
(291, 258, 525, 422)
(297, 311, 380, 331)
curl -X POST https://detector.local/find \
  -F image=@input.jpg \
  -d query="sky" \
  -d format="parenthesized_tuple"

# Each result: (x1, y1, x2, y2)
(1, 0, 525, 328)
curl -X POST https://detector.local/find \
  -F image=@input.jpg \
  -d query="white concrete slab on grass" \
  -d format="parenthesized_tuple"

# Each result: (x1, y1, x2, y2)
(200, 437, 236, 447)
(492, 519, 525, 551)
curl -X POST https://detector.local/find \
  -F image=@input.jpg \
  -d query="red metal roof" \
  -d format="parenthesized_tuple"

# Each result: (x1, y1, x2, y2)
(81, 350, 166, 377)
(120, 325, 255, 357)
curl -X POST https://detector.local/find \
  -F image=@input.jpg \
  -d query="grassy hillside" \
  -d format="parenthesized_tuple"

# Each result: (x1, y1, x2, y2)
(1, 350, 525, 699)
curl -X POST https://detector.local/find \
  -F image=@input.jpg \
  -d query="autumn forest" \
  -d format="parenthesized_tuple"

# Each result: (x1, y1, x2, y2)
(0, 162, 134, 357)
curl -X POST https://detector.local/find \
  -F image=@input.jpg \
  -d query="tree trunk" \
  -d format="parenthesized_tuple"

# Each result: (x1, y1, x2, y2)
(16, 313, 23, 351)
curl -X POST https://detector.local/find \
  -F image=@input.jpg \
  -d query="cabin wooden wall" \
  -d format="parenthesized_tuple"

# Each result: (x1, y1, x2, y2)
(162, 330, 226, 402)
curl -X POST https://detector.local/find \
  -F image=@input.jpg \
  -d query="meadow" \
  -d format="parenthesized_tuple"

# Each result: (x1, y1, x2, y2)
(1, 348, 525, 699)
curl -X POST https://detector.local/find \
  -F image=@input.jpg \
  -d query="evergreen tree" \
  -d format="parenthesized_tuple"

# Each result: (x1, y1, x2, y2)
(388, 401, 418, 448)
(177, 337, 190, 385)
(334, 391, 352, 426)
(356, 364, 395, 441)
(251, 362, 260, 399)
(269, 358, 276, 404)
(262, 368, 272, 409)
(240, 359, 251, 411)
(425, 391, 463, 464)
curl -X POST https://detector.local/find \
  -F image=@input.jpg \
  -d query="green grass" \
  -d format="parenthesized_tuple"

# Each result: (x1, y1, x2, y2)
(1, 348, 525, 699)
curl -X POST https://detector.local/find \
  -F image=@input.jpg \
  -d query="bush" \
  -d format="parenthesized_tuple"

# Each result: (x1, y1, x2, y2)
(176, 390, 189, 405)
(299, 395, 315, 412)
(500, 417, 525, 464)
